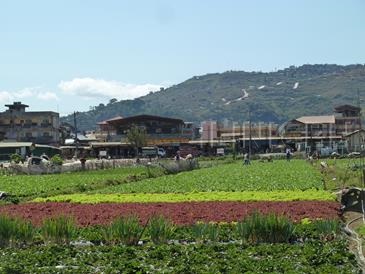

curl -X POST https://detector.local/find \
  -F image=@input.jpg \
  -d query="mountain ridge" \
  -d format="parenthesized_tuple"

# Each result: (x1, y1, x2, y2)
(61, 64, 365, 131)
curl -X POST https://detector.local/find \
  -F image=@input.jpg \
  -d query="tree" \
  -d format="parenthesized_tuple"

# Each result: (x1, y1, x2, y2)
(109, 98, 118, 105)
(126, 125, 147, 157)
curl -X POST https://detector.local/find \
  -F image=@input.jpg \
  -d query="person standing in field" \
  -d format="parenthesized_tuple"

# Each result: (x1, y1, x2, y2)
(243, 153, 250, 165)
(175, 151, 181, 161)
(286, 148, 291, 161)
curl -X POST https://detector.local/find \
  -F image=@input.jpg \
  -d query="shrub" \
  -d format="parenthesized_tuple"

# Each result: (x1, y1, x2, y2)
(10, 154, 22, 164)
(103, 215, 144, 245)
(236, 212, 295, 244)
(159, 159, 199, 175)
(50, 154, 63, 166)
(41, 216, 76, 244)
(148, 215, 175, 244)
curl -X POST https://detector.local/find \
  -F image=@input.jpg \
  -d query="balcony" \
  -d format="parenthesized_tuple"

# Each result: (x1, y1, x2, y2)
(40, 123, 52, 128)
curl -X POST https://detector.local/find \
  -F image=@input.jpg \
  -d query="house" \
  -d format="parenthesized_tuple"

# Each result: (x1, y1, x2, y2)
(284, 115, 336, 137)
(0, 142, 61, 162)
(283, 105, 362, 153)
(96, 114, 193, 146)
(334, 105, 361, 136)
(0, 102, 60, 145)
(344, 129, 365, 152)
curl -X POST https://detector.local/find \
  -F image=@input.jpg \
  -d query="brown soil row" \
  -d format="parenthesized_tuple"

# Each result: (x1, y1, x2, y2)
(0, 201, 340, 226)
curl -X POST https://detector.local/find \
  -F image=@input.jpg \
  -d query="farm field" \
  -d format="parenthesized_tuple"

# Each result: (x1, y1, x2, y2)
(34, 189, 335, 204)
(91, 160, 324, 194)
(318, 158, 365, 189)
(0, 201, 339, 226)
(0, 241, 358, 273)
(0, 166, 159, 200)
(0, 158, 361, 272)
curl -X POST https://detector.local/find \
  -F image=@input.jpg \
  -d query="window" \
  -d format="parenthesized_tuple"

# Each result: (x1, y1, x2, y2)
(25, 132, 32, 137)
(43, 132, 50, 137)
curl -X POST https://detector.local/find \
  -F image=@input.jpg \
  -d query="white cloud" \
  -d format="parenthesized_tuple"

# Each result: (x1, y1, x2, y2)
(0, 87, 59, 103)
(37, 92, 59, 101)
(0, 91, 12, 102)
(58, 78, 163, 100)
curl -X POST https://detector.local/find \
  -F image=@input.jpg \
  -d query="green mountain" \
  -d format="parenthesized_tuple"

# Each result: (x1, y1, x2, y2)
(62, 64, 365, 131)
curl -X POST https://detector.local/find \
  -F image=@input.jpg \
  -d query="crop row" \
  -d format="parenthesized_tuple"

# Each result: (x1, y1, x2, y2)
(0, 201, 339, 226)
(92, 160, 323, 194)
(0, 160, 323, 200)
(0, 213, 342, 247)
(34, 190, 335, 204)
(0, 166, 156, 199)
(0, 241, 358, 273)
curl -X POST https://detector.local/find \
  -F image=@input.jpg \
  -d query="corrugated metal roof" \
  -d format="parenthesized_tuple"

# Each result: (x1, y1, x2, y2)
(296, 115, 335, 124)
(90, 142, 130, 147)
(0, 142, 60, 149)
(107, 114, 184, 125)
(0, 142, 33, 147)
(344, 129, 365, 137)
(97, 116, 123, 125)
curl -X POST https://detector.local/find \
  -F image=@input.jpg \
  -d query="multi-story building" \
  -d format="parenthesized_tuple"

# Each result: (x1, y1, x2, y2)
(0, 102, 60, 145)
(334, 105, 361, 135)
(284, 105, 361, 138)
(283, 105, 362, 153)
(284, 115, 337, 137)
(96, 114, 194, 145)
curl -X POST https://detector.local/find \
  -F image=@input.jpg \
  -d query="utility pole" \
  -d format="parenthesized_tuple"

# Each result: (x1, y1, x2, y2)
(73, 111, 78, 158)
(357, 88, 362, 130)
(248, 107, 252, 158)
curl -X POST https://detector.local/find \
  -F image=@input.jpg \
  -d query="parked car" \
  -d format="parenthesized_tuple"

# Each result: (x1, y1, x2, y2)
(141, 147, 166, 158)
(157, 148, 166, 158)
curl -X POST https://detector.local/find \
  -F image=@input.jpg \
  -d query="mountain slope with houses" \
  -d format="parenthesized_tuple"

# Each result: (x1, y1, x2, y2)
(61, 64, 365, 131)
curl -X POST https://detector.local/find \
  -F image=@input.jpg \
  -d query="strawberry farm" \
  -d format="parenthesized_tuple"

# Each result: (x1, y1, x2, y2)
(0, 158, 362, 273)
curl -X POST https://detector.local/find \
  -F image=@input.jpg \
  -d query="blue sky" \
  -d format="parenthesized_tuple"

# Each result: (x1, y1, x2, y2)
(0, 0, 364, 115)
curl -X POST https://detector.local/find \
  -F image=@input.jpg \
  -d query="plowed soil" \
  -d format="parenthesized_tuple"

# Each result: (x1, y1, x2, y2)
(0, 201, 339, 226)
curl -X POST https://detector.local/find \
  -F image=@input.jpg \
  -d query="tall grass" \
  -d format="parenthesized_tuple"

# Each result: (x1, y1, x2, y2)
(147, 215, 175, 244)
(192, 222, 220, 243)
(236, 212, 295, 244)
(103, 215, 144, 245)
(0, 215, 34, 247)
(41, 216, 76, 244)
(313, 219, 339, 241)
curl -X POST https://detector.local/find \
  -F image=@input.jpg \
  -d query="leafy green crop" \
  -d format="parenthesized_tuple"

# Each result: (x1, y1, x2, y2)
(0, 166, 155, 200)
(34, 190, 335, 203)
(90, 160, 323, 194)
(0, 241, 359, 273)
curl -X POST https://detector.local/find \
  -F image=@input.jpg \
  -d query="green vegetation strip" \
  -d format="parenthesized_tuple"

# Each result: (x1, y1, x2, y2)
(92, 160, 324, 194)
(0, 166, 156, 199)
(34, 190, 335, 203)
(0, 242, 358, 273)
